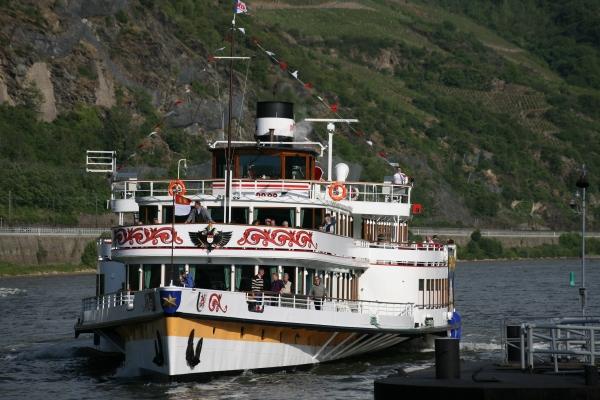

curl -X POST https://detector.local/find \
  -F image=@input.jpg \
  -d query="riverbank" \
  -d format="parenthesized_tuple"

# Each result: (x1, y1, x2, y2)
(0, 262, 95, 278)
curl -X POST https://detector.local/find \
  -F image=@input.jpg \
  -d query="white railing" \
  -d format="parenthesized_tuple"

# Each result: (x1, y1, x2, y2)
(504, 318, 600, 372)
(111, 178, 412, 205)
(245, 292, 414, 316)
(82, 291, 135, 312)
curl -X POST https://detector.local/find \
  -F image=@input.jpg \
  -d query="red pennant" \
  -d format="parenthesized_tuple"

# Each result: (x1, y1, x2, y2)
(174, 99, 184, 106)
(378, 151, 387, 158)
(175, 194, 192, 205)
(137, 143, 145, 149)
(279, 61, 288, 71)
(355, 130, 365, 137)
(304, 82, 313, 89)
(251, 37, 260, 45)
(330, 103, 338, 113)
(208, 55, 216, 63)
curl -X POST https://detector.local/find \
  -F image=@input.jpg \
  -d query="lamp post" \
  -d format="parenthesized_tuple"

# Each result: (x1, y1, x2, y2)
(571, 164, 589, 317)
(177, 159, 187, 180)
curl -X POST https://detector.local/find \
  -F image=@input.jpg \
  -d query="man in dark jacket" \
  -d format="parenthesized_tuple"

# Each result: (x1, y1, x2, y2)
(185, 201, 212, 224)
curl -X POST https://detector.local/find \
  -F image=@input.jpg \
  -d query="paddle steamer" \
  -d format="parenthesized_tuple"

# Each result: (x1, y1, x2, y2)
(75, 101, 458, 376)
(75, 8, 458, 376)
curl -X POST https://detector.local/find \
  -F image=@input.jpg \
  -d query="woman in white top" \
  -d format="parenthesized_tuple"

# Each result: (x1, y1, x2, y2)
(281, 273, 292, 294)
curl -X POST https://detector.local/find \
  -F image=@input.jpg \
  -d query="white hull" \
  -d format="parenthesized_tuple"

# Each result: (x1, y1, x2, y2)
(111, 316, 411, 377)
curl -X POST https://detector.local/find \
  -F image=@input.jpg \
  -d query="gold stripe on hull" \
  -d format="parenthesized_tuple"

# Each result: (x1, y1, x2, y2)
(117, 316, 356, 347)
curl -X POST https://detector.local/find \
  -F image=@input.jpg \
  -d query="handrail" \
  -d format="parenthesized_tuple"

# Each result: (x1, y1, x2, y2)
(112, 178, 413, 205)
(0, 226, 109, 236)
(503, 318, 600, 372)
(245, 291, 414, 316)
(82, 291, 135, 312)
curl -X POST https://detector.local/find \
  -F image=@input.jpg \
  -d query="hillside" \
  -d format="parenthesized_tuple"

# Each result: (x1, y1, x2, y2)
(0, 0, 598, 229)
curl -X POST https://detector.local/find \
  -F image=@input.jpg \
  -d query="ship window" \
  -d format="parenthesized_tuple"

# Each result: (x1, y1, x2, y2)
(128, 265, 140, 291)
(240, 154, 281, 179)
(285, 156, 306, 179)
(215, 152, 226, 179)
(195, 265, 230, 291)
(139, 205, 159, 224)
(254, 208, 294, 227)
(143, 264, 162, 289)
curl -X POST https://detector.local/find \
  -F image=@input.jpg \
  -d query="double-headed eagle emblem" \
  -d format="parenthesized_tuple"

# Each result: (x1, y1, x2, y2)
(189, 223, 232, 252)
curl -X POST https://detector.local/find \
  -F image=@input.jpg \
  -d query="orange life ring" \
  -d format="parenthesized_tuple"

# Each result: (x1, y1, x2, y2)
(168, 179, 187, 196)
(328, 182, 347, 201)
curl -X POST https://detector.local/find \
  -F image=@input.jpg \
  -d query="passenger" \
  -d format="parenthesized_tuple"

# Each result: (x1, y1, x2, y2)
(281, 273, 292, 294)
(309, 276, 327, 310)
(249, 268, 265, 312)
(251, 268, 265, 292)
(271, 272, 284, 293)
(392, 167, 407, 185)
(270, 218, 277, 226)
(321, 214, 335, 233)
(281, 220, 289, 228)
(264, 218, 272, 226)
(179, 271, 186, 286)
(185, 201, 212, 224)
(252, 219, 261, 226)
(183, 271, 194, 288)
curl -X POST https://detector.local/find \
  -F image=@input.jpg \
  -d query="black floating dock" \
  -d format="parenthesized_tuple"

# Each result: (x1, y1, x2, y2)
(375, 361, 600, 400)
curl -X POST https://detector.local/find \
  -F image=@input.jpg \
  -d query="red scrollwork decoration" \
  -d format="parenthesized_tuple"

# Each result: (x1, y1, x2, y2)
(114, 227, 184, 246)
(236, 228, 317, 249)
(208, 293, 228, 313)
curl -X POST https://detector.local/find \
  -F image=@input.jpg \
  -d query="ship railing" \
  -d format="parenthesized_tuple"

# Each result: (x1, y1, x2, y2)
(369, 242, 445, 251)
(502, 317, 600, 372)
(81, 291, 135, 312)
(246, 292, 414, 316)
(111, 178, 412, 204)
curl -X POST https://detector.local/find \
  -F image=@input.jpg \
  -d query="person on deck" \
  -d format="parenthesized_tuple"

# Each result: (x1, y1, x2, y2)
(182, 271, 194, 288)
(392, 167, 408, 185)
(251, 268, 265, 292)
(281, 273, 292, 294)
(185, 201, 212, 224)
(309, 276, 327, 310)
(271, 273, 284, 293)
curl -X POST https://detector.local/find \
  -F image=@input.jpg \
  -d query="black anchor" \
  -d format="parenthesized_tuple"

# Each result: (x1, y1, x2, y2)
(186, 329, 203, 368)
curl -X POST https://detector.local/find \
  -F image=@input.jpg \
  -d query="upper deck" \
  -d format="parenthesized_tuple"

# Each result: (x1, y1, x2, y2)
(111, 178, 413, 218)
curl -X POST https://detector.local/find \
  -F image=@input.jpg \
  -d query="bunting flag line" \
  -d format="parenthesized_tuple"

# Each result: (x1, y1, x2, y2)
(251, 33, 396, 167)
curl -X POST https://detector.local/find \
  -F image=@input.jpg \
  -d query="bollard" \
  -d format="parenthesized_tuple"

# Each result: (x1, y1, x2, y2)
(585, 365, 598, 386)
(435, 338, 460, 379)
(506, 325, 522, 363)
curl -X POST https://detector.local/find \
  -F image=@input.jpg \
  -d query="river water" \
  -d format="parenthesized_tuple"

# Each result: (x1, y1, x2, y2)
(1, 258, 599, 399)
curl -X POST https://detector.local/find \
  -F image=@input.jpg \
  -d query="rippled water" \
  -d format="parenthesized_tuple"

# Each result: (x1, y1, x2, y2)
(1, 259, 599, 399)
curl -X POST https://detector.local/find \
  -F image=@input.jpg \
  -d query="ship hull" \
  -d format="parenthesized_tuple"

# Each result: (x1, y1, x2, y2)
(103, 315, 419, 377)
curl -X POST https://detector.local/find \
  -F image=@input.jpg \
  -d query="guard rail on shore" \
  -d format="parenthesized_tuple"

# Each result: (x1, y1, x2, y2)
(0, 227, 109, 236)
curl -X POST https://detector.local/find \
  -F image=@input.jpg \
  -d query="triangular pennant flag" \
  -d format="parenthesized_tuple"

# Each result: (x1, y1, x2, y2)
(266, 51, 275, 56)
(174, 99, 184, 106)
(366, 140, 373, 146)
(175, 194, 192, 205)
(208, 55, 216, 63)
(279, 61, 288, 70)
(238, 27, 246, 35)
(330, 103, 338, 113)
(378, 151, 387, 158)
(291, 70, 298, 79)
(304, 82, 313, 89)
(215, 46, 226, 52)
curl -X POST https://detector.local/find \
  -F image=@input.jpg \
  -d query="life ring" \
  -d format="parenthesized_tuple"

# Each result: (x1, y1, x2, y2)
(168, 179, 187, 196)
(328, 182, 347, 201)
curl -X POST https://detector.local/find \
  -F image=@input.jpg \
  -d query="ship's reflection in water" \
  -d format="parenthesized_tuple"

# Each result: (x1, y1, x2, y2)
(1, 258, 599, 399)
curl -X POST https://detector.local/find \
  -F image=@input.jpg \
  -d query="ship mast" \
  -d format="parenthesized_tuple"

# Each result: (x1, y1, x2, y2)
(214, 13, 250, 223)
